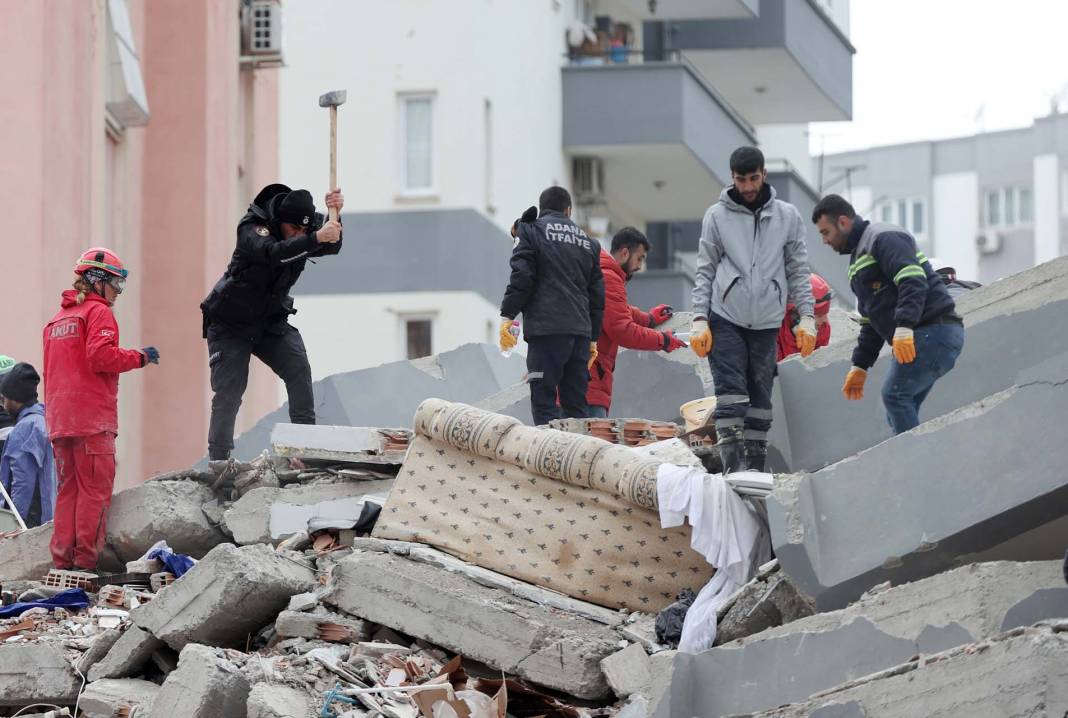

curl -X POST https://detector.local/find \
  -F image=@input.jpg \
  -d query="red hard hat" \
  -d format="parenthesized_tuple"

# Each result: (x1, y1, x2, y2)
(811, 274, 832, 315)
(74, 248, 128, 279)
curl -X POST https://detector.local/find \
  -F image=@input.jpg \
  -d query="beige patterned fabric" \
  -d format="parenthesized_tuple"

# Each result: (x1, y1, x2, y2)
(375, 434, 714, 611)
(427, 401, 522, 460)
(517, 430, 608, 489)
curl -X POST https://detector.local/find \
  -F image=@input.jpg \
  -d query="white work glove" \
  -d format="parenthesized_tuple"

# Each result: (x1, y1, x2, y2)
(794, 315, 817, 357)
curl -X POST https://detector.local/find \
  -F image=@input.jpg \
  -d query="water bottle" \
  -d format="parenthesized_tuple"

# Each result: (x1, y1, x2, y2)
(501, 321, 521, 358)
(673, 331, 692, 345)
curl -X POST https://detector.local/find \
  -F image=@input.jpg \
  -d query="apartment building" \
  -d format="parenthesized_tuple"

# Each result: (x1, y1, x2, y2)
(278, 0, 855, 376)
(1, 0, 281, 484)
(817, 111, 1068, 284)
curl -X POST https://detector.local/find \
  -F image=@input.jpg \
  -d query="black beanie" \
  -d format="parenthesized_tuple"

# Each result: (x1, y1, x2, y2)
(1, 363, 39, 405)
(275, 190, 316, 228)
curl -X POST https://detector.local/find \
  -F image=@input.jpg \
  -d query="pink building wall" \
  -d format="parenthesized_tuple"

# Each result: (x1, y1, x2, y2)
(0, 0, 280, 488)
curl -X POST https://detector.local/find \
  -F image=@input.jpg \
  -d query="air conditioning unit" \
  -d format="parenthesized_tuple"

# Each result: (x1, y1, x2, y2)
(976, 232, 1003, 255)
(241, 0, 284, 64)
(573, 157, 605, 203)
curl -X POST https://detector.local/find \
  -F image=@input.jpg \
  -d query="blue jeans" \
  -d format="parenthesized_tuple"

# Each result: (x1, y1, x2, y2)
(881, 322, 964, 434)
(587, 405, 609, 418)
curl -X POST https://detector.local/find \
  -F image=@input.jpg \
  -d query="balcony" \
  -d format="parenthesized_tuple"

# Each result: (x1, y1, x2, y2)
(562, 58, 755, 221)
(608, 0, 758, 20)
(646, 0, 854, 123)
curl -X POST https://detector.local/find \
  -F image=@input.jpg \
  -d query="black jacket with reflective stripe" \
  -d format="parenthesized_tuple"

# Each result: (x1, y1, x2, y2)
(847, 219, 955, 369)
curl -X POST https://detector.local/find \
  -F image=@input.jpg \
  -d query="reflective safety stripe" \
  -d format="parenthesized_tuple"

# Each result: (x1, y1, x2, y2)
(526, 372, 544, 382)
(743, 429, 769, 441)
(714, 417, 745, 429)
(745, 407, 774, 420)
(893, 265, 927, 284)
(848, 255, 877, 279)
(717, 394, 749, 406)
(858, 316, 871, 325)
(916, 252, 928, 263)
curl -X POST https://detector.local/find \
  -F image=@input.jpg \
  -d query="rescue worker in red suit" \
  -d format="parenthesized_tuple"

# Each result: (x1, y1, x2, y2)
(776, 274, 833, 361)
(43, 249, 158, 571)
(586, 227, 687, 417)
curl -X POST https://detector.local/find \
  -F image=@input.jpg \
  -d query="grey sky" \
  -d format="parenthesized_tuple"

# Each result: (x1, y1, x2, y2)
(810, 0, 1068, 155)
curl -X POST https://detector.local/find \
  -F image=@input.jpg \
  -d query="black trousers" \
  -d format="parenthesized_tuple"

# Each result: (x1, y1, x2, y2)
(206, 323, 315, 459)
(526, 334, 590, 426)
(708, 313, 778, 442)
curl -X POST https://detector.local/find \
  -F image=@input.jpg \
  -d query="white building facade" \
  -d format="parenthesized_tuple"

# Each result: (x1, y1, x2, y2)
(278, 0, 854, 376)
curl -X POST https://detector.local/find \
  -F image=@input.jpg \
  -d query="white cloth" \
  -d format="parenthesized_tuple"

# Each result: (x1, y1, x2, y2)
(656, 464, 770, 653)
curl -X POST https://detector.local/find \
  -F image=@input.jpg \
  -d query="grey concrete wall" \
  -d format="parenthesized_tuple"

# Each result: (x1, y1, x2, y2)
(292, 208, 512, 306)
(627, 271, 693, 313)
(562, 63, 752, 182)
(769, 256, 1068, 474)
(979, 227, 1035, 283)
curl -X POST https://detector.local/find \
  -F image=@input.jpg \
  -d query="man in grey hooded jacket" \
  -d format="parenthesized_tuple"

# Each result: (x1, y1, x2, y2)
(689, 147, 817, 472)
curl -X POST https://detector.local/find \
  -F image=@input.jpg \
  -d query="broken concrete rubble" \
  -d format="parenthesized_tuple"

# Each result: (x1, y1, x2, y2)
(322, 549, 619, 699)
(771, 350, 1068, 610)
(771, 256, 1068, 473)
(247, 682, 313, 718)
(224, 479, 393, 545)
(132, 543, 316, 651)
(102, 480, 228, 567)
(87, 623, 162, 681)
(714, 560, 815, 646)
(0, 522, 54, 580)
(228, 342, 527, 461)
(656, 560, 1068, 718)
(601, 642, 653, 698)
(741, 623, 1068, 717)
(0, 643, 79, 707)
(79, 678, 159, 718)
(271, 422, 412, 464)
(274, 608, 372, 643)
(151, 643, 251, 718)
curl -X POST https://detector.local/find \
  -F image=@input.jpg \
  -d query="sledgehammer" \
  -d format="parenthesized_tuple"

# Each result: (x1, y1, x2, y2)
(318, 89, 347, 222)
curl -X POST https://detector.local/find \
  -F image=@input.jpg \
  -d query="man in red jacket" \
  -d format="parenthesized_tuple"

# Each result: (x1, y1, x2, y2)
(776, 273, 833, 361)
(587, 228, 687, 417)
(43, 248, 158, 571)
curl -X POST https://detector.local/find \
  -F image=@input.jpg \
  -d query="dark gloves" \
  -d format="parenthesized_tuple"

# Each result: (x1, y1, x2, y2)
(648, 304, 674, 327)
(142, 347, 160, 365)
(662, 331, 686, 353)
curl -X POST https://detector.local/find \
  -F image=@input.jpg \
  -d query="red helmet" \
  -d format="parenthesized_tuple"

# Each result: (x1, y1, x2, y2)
(811, 274, 832, 315)
(74, 248, 128, 279)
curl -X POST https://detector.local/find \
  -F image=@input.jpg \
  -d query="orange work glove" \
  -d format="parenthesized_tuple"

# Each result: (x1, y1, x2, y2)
(499, 318, 518, 353)
(690, 319, 714, 358)
(588, 342, 599, 371)
(842, 367, 867, 401)
(892, 327, 916, 364)
(794, 315, 817, 357)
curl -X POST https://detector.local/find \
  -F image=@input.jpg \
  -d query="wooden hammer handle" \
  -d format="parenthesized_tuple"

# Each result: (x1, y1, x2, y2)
(328, 106, 338, 222)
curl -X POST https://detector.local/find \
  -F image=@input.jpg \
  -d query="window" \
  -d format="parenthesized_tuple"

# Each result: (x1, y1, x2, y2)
(911, 200, 924, 235)
(982, 187, 1032, 228)
(874, 197, 926, 237)
(985, 190, 1001, 227)
(400, 94, 434, 193)
(406, 319, 433, 360)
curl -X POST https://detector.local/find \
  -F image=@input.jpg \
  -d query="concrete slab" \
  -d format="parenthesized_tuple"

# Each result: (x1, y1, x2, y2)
(0, 523, 54, 581)
(226, 343, 527, 462)
(274, 609, 371, 643)
(87, 624, 163, 681)
(224, 480, 393, 545)
(0, 643, 79, 707)
(601, 643, 653, 698)
(322, 550, 619, 699)
(79, 678, 159, 718)
(770, 350, 1068, 610)
(104, 480, 228, 565)
(76, 628, 122, 675)
(740, 623, 1068, 717)
(271, 423, 410, 464)
(132, 543, 316, 651)
(770, 256, 1068, 473)
(247, 683, 313, 718)
(151, 643, 251, 718)
(658, 561, 1068, 718)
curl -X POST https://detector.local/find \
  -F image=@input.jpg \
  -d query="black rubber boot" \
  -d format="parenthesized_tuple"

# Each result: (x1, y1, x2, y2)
(716, 426, 745, 473)
(744, 439, 768, 472)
